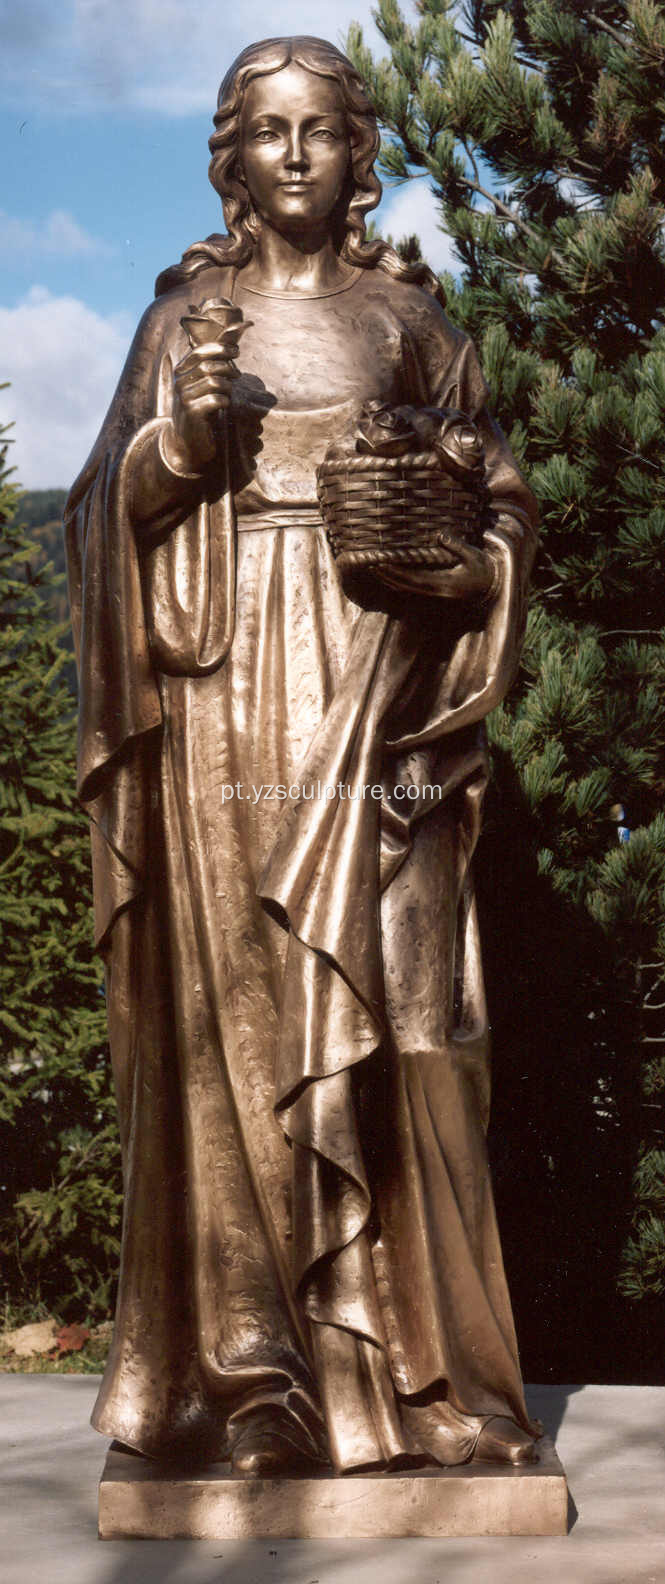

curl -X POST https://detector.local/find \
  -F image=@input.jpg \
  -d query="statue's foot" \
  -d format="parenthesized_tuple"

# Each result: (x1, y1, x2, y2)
(230, 1414, 323, 1479)
(473, 1416, 539, 1465)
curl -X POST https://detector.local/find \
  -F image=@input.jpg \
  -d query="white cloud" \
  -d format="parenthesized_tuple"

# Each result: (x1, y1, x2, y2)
(0, 210, 113, 260)
(379, 180, 460, 276)
(0, 288, 132, 488)
(557, 176, 601, 211)
(2, 0, 396, 115)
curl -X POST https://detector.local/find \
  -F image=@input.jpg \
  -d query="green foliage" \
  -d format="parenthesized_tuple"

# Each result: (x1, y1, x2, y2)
(620, 1211, 665, 1298)
(0, 411, 120, 1321)
(350, 1, 665, 1329)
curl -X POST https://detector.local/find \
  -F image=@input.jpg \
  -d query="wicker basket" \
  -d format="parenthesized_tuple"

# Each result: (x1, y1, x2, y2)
(317, 449, 488, 572)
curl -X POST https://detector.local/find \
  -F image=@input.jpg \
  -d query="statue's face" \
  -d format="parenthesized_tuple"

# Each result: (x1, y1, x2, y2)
(238, 63, 351, 234)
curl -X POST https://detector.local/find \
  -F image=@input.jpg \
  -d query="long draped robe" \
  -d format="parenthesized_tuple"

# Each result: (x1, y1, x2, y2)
(65, 261, 539, 1471)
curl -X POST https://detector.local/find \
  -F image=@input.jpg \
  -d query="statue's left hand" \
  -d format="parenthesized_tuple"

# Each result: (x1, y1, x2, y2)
(377, 535, 499, 603)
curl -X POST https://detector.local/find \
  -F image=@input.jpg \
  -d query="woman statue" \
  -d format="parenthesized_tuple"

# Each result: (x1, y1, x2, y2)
(66, 36, 540, 1478)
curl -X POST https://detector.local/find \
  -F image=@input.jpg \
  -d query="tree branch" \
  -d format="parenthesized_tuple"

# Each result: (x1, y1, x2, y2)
(587, 12, 630, 48)
(462, 137, 481, 187)
(459, 171, 544, 245)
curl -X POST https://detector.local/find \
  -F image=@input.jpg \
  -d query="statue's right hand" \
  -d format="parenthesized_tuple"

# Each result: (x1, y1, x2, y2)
(166, 339, 239, 472)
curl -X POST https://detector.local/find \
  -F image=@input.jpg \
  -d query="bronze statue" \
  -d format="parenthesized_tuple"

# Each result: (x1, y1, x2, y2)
(65, 36, 540, 1479)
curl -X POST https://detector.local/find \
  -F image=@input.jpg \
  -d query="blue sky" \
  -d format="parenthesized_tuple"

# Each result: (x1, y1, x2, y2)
(0, 0, 456, 488)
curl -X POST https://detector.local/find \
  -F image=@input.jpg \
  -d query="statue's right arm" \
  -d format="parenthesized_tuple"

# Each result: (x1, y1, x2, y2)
(66, 294, 235, 537)
(128, 330, 238, 532)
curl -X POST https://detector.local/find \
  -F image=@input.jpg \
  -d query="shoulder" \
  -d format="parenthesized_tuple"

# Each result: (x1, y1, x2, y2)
(134, 263, 236, 353)
(355, 268, 460, 337)
(121, 292, 185, 378)
(132, 277, 199, 349)
(352, 267, 487, 411)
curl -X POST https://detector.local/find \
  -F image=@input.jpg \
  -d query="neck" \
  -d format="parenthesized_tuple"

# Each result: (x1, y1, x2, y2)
(238, 226, 351, 295)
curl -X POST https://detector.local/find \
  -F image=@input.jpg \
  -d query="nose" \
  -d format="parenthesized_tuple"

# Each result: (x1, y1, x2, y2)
(285, 127, 308, 170)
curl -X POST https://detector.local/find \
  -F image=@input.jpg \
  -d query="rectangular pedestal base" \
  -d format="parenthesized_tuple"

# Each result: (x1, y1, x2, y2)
(99, 1438, 568, 1539)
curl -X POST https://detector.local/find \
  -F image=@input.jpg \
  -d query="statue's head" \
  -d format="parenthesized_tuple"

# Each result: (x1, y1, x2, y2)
(208, 37, 381, 266)
(155, 36, 444, 302)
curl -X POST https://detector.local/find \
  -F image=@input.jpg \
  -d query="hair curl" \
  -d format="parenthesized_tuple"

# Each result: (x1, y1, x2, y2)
(155, 36, 444, 304)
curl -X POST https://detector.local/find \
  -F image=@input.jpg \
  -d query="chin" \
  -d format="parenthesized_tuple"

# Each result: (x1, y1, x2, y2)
(273, 202, 330, 230)
(276, 194, 321, 214)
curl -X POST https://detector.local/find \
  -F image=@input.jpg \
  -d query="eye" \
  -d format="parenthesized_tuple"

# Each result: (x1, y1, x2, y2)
(310, 127, 337, 140)
(253, 127, 279, 142)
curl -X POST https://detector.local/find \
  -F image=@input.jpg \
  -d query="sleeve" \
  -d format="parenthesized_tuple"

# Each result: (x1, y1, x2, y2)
(384, 296, 539, 753)
(64, 295, 236, 944)
(64, 301, 170, 804)
(416, 301, 538, 575)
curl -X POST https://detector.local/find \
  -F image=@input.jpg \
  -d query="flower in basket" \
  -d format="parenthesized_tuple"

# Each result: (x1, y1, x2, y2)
(349, 402, 485, 484)
(355, 402, 421, 458)
(433, 412, 485, 482)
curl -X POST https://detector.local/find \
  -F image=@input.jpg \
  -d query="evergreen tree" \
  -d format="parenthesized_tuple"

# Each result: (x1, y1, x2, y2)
(349, 2, 665, 1371)
(0, 400, 120, 1322)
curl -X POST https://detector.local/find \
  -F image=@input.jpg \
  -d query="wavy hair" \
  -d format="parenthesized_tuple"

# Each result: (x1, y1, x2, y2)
(155, 36, 444, 304)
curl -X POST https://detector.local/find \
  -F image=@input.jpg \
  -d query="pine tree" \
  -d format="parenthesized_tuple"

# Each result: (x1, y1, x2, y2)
(0, 399, 121, 1322)
(349, 2, 665, 1370)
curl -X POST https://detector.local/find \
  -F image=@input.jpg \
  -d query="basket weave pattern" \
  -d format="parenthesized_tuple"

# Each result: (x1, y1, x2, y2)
(317, 450, 488, 570)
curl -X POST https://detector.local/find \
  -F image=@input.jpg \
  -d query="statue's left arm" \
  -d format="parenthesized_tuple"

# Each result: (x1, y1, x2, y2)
(385, 299, 539, 751)
(430, 319, 538, 616)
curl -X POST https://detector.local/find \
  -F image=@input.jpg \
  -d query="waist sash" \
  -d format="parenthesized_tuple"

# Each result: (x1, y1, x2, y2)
(237, 507, 324, 533)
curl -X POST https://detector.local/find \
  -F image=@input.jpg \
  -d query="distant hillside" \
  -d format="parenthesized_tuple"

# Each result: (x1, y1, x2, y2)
(19, 489, 68, 531)
(17, 490, 69, 627)
(11, 490, 76, 694)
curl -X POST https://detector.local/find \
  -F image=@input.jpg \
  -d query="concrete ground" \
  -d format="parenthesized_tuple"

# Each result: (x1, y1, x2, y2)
(1, 1379, 663, 1584)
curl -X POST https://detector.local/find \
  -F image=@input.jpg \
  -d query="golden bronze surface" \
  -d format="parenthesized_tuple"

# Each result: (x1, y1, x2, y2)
(65, 37, 540, 1480)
